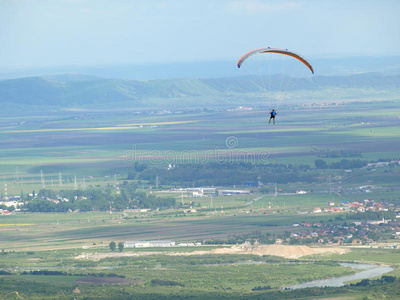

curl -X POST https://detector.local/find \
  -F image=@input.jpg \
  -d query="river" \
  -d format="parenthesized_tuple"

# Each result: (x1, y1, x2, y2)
(285, 262, 394, 290)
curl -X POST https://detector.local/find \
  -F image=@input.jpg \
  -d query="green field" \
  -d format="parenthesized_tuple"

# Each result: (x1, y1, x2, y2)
(1, 101, 400, 299)
(0, 211, 328, 250)
(0, 102, 398, 197)
(0, 102, 399, 176)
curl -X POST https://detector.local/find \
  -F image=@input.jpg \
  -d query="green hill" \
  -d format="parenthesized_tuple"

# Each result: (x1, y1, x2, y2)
(0, 73, 399, 113)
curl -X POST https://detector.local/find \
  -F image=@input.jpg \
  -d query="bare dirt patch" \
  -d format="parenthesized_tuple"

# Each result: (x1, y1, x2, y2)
(75, 245, 348, 260)
(253, 245, 349, 258)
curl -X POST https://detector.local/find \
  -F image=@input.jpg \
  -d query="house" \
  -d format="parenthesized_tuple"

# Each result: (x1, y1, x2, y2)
(0, 200, 22, 209)
(374, 202, 384, 208)
(46, 198, 59, 204)
(369, 218, 389, 225)
(325, 207, 343, 213)
(192, 191, 202, 197)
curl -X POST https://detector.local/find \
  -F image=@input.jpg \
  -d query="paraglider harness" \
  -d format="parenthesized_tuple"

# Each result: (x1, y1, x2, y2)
(269, 110, 277, 124)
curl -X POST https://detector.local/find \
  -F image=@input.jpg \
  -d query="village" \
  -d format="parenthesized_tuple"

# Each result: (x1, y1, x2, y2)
(2, 185, 400, 249)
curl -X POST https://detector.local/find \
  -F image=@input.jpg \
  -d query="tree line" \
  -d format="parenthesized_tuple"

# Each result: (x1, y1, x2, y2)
(315, 159, 367, 169)
(131, 162, 316, 186)
(23, 186, 176, 213)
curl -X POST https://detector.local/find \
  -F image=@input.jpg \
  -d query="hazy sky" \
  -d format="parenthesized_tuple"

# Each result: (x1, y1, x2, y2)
(1, 0, 399, 70)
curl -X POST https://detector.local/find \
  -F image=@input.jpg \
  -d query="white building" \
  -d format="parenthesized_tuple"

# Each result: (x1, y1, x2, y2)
(190, 187, 217, 197)
(218, 190, 250, 196)
(296, 190, 307, 194)
(0, 200, 23, 209)
(124, 240, 175, 248)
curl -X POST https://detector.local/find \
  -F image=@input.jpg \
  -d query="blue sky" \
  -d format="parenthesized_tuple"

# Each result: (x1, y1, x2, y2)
(1, 0, 399, 70)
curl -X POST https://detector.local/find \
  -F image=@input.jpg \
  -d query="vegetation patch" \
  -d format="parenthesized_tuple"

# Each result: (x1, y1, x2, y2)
(74, 276, 131, 285)
(150, 279, 185, 287)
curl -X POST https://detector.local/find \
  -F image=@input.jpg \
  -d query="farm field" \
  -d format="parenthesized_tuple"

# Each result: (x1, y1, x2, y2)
(1, 101, 400, 299)
(0, 210, 336, 251)
(0, 101, 399, 191)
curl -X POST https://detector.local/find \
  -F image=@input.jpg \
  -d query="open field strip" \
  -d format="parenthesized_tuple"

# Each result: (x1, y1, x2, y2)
(118, 120, 198, 126)
(321, 127, 400, 139)
(216, 127, 322, 134)
(0, 224, 35, 227)
(0, 120, 199, 134)
(361, 151, 400, 160)
(307, 248, 400, 270)
(0, 126, 141, 133)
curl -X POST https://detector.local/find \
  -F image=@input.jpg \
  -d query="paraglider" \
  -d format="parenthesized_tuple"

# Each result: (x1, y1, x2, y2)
(237, 47, 314, 74)
(237, 47, 314, 124)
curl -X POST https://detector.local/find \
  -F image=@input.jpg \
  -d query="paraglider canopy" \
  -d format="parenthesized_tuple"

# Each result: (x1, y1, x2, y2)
(237, 47, 314, 74)
(236, 47, 315, 111)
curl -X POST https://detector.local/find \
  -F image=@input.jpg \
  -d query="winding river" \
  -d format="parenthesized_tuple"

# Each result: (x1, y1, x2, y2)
(10, 261, 394, 290)
(285, 263, 394, 290)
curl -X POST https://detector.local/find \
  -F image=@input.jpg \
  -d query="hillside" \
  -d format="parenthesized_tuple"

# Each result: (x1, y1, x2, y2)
(0, 73, 399, 113)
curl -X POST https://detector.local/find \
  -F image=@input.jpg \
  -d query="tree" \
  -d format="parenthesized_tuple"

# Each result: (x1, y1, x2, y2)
(76, 199, 92, 212)
(356, 279, 370, 286)
(118, 242, 124, 252)
(315, 159, 327, 169)
(260, 186, 269, 194)
(134, 162, 147, 172)
(109, 241, 116, 251)
(381, 275, 396, 283)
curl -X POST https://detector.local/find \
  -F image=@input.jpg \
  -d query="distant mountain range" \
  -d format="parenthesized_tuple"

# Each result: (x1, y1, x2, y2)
(0, 72, 399, 114)
(2, 55, 400, 81)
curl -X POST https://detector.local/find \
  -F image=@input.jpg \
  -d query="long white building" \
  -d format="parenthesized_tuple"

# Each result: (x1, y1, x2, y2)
(124, 240, 175, 248)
